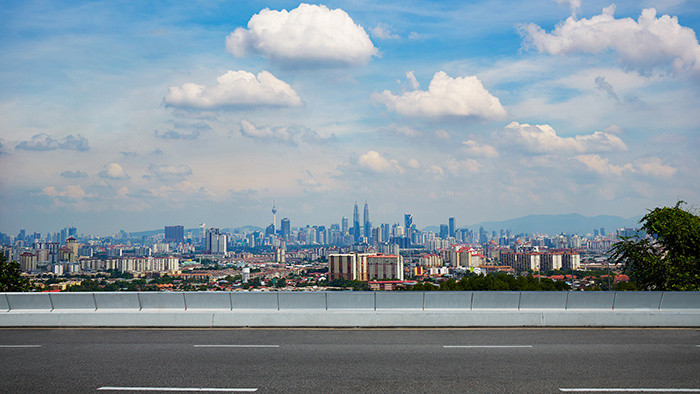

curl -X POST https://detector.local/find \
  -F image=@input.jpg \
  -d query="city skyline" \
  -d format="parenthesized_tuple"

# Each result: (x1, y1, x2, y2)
(1, 0, 698, 234)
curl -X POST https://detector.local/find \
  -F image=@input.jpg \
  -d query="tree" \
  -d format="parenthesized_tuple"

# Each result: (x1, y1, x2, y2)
(0, 254, 32, 292)
(610, 201, 700, 291)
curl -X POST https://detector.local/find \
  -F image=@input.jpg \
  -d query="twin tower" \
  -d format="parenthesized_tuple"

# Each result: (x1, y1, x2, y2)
(352, 202, 371, 242)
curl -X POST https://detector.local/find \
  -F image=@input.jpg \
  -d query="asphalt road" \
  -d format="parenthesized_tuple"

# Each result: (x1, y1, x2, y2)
(0, 328, 698, 393)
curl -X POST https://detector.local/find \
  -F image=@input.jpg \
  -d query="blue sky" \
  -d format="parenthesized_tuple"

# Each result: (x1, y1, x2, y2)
(1, 0, 698, 235)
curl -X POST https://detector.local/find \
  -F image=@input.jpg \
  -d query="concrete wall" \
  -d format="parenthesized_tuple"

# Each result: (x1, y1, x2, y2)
(0, 291, 698, 327)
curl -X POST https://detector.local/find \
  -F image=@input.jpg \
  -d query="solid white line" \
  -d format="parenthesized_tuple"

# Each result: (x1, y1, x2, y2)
(0, 345, 42, 348)
(193, 345, 279, 348)
(560, 389, 700, 392)
(443, 345, 533, 348)
(98, 387, 257, 392)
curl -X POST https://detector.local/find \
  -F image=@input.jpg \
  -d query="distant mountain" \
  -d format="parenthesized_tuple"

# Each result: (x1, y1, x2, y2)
(425, 213, 642, 236)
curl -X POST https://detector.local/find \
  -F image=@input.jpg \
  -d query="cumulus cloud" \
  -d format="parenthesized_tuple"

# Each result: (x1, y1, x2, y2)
(462, 140, 499, 158)
(434, 129, 450, 140)
(164, 70, 303, 110)
(144, 164, 193, 182)
(372, 23, 399, 39)
(385, 124, 421, 137)
(372, 71, 507, 118)
(407, 158, 420, 169)
(358, 151, 403, 174)
(552, 0, 581, 17)
(405, 71, 420, 90)
(573, 154, 634, 176)
(226, 3, 378, 66)
(60, 170, 89, 178)
(595, 76, 619, 101)
(15, 133, 89, 151)
(520, 6, 700, 76)
(98, 163, 129, 180)
(444, 157, 482, 176)
(634, 157, 677, 177)
(495, 121, 628, 154)
(42, 185, 92, 200)
(239, 119, 330, 145)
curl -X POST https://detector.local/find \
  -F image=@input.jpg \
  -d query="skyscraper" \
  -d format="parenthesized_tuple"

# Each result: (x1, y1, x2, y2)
(353, 202, 360, 242)
(439, 224, 449, 240)
(164, 225, 184, 243)
(404, 214, 413, 231)
(363, 201, 371, 239)
(281, 218, 291, 240)
(448, 217, 455, 238)
(341, 217, 349, 235)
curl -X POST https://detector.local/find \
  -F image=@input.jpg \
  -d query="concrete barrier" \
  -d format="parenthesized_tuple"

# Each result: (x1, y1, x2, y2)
(139, 292, 186, 310)
(424, 291, 471, 309)
(565, 291, 614, 309)
(184, 292, 231, 310)
(376, 292, 423, 309)
(472, 291, 520, 309)
(0, 291, 698, 327)
(613, 291, 662, 309)
(326, 292, 374, 310)
(6, 293, 52, 311)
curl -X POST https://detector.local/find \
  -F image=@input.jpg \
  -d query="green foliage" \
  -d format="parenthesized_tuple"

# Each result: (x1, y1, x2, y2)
(323, 278, 370, 291)
(611, 201, 700, 291)
(0, 254, 32, 292)
(404, 273, 569, 291)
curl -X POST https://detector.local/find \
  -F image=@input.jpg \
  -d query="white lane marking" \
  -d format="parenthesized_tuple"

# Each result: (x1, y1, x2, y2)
(0, 345, 42, 348)
(443, 345, 532, 348)
(560, 389, 700, 392)
(98, 387, 257, 392)
(193, 345, 279, 348)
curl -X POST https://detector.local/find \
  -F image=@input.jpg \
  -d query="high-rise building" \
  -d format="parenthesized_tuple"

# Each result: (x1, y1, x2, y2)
(280, 218, 291, 240)
(363, 201, 371, 239)
(353, 202, 361, 242)
(341, 217, 349, 235)
(164, 225, 184, 243)
(205, 228, 227, 255)
(439, 224, 449, 240)
(68, 227, 77, 238)
(404, 213, 413, 238)
(448, 217, 455, 238)
(479, 226, 487, 244)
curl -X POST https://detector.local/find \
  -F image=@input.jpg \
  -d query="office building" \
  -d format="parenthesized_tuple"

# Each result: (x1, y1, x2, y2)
(352, 203, 361, 243)
(281, 218, 291, 240)
(448, 217, 455, 238)
(164, 225, 184, 243)
(363, 202, 371, 239)
(205, 228, 227, 255)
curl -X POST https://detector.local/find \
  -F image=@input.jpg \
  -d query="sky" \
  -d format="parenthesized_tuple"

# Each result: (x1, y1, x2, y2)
(0, 0, 698, 235)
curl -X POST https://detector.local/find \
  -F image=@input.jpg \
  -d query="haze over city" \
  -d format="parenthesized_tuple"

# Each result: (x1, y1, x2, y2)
(1, 0, 698, 235)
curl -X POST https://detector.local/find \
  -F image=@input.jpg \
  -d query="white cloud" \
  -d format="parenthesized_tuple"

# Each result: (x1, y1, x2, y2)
(226, 3, 378, 66)
(462, 140, 499, 158)
(428, 165, 444, 176)
(386, 124, 421, 137)
(552, 0, 581, 17)
(42, 185, 91, 200)
(144, 164, 193, 182)
(405, 71, 420, 89)
(495, 121, 628, 154)
(98, 163, 129, 180)
(358, 151, 403, 174)
(634, 157, 677, 177)
(520, 5, 700, 75)
(372, 24, 400, 40)
(444, 157, 482, 176)
(407, 159, 420, 169)
(371, 71, 507, 118)
(164, 70, 303, 110)
(434, 129, 451, 140)
(239, 119, 329, 145)
(573, 154, 634, 176)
